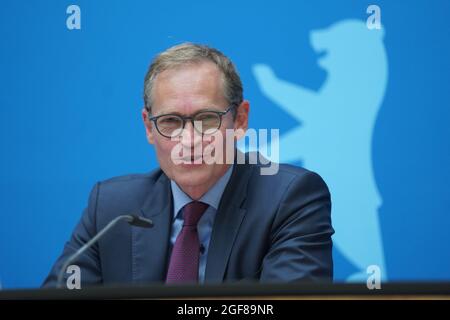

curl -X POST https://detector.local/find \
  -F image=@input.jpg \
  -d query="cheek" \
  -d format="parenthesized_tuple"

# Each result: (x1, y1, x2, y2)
(154, 138, 177, 163)
(213, 125, 234, 149)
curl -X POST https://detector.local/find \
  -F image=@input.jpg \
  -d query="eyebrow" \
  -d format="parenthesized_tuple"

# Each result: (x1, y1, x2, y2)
(153, 107, 224, 117)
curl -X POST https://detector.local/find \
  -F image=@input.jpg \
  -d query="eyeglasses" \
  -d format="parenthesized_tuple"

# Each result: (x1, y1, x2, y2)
(148, 105, 236, 138)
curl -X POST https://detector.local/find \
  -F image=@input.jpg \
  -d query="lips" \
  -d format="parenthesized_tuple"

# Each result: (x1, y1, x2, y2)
(316, 49, 328, 59)
(177, 156, 203, 163)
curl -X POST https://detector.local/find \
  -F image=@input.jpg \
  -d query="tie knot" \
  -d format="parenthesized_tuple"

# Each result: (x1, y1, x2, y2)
(182, 201, 209, 226)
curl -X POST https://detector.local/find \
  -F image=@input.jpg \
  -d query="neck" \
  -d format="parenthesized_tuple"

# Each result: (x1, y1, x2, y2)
(179, 164, 231, 200)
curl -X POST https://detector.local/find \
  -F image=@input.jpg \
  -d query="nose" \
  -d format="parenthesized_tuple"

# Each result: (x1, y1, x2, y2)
(179, 121, 202, 148)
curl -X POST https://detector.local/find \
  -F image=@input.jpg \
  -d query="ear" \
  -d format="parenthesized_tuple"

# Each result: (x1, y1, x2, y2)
(142, 108, 155, 144)
(233, 100, 249, 140)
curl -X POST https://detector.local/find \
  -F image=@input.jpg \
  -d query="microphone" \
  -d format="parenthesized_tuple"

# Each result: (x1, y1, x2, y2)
(57, 214, 153, 288)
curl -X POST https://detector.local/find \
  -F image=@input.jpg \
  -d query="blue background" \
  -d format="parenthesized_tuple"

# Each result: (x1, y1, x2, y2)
(0, 0, 449, 288)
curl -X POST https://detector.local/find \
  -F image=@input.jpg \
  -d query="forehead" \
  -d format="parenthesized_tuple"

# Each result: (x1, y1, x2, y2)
(151, 61, 226, 114)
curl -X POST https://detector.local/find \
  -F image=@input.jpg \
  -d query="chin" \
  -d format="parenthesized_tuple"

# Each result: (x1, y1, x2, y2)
(171, 164, 213, 189)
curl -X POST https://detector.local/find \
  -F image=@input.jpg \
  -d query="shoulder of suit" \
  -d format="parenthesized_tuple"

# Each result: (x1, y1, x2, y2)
(96, 167, 164, 188)
(93, 160, 324, 192)
(251, 160, 316, 181)
(247, 160, 329, 195)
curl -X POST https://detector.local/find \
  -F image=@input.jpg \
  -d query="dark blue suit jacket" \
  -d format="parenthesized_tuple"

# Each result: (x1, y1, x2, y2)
(43, 154, 334, 287)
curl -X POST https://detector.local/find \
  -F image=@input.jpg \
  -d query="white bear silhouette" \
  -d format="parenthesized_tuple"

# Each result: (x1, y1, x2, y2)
(251, 19, 388, 281)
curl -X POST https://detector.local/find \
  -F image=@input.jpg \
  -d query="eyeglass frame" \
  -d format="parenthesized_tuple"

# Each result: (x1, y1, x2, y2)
(147, 105, 237, 138)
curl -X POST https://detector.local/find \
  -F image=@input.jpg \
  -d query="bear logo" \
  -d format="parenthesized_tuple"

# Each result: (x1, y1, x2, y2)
(251, 19, 388, 281)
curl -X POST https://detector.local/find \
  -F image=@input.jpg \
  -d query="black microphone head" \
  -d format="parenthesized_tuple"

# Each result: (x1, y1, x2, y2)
(127, 215, 154, 228)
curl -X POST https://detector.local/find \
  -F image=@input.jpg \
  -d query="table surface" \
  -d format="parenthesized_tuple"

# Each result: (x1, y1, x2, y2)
(1, 282, 450, 300)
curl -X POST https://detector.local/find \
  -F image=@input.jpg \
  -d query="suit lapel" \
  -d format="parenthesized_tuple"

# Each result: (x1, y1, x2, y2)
(131, 171, 172, 283)
(205, 160, 253, 282)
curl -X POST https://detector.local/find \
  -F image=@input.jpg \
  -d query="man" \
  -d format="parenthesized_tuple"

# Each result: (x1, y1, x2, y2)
(43, 43, 334, 287)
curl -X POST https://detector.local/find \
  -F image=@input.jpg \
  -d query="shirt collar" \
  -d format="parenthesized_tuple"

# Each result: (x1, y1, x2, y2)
(170, 164, 234, 218)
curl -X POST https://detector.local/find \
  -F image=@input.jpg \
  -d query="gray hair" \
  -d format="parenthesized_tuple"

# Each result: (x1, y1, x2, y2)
(143, 43, 243, 118)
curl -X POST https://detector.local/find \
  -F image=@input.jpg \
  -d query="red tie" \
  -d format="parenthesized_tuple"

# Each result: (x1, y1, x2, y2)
(166, 201, 209, 283)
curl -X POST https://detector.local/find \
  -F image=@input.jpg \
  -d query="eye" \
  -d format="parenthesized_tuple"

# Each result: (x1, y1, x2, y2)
(196, 113, 218, 122)
(157, 116, 183, 129)
(160, 116, 181, 123)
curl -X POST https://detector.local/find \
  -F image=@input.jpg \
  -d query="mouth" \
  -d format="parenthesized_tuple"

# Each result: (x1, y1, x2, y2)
(177, 155, 204, 164)
(315, 49, 328, 61)
(310, 31, 328, 63)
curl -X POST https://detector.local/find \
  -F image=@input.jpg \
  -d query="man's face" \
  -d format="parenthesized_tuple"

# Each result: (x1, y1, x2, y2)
(142, 61, 248, 198)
